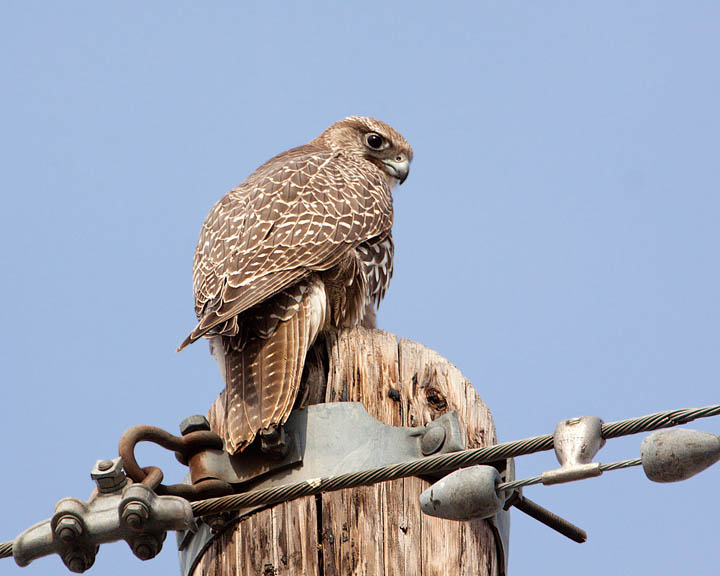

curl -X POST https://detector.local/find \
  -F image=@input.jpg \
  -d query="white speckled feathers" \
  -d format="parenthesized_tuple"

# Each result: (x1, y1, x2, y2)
(184, 146, 393, 343)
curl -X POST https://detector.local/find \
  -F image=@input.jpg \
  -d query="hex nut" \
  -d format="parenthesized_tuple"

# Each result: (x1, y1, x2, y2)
(63, 550, 95, 573)
(91, 458, 127, 493)
(67, 555, 86, 573)
(55, 515, 83, 543)
(134, 543, 152, 561)
(132, 534, 161, 560)
(180, 415, 211, 436)
(122, 501, 150, 531)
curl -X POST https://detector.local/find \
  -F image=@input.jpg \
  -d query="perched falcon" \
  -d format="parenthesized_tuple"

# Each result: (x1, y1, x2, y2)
(178, 117, 413, 454)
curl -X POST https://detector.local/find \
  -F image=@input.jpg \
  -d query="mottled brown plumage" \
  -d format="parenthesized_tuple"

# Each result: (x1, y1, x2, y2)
(179, 117, 413, 453)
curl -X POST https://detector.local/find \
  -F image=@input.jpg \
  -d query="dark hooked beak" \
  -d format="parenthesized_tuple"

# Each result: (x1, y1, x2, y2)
(382, 158, 410, 185)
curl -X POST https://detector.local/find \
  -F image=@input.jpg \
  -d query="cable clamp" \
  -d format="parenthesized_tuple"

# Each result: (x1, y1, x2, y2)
(541, 416, 605, 485)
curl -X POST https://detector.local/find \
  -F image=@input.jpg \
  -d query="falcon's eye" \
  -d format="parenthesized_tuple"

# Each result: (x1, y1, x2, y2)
(365, 133, 385, 150)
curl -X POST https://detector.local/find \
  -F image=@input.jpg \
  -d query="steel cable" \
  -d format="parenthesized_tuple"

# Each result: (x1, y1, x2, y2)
(599, 457, 642, 472)
(2, 404, 718, 560)
(601, 405, 720, 438)
(497, 458, 643, 492)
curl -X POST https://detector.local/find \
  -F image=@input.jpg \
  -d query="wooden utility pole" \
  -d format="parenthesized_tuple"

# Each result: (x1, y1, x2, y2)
(191, 327, 503, 575)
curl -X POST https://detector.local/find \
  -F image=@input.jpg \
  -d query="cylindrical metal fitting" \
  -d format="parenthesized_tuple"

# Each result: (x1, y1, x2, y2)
(420, 465, 505, 521)
(641, 428, 720, 483)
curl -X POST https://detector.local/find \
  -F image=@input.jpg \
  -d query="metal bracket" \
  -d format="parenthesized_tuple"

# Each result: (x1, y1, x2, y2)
(178, 402, 469, 576)
(192, 402, 465, 489)
(12, 458, 196, 573)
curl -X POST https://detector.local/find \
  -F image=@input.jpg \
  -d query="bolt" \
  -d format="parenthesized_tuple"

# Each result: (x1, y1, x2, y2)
(122, 501, 150, 531)
(421, 425, 447, 455)
(135, 543, 152, 560)
(67, 555, 86, 573)
(180, 414, 211, 436)
(206, 514, 229, 532)
(63, 550, 94, 573)
(132, 534, 161, 560)
(55, 515, 83, 543)
(58, 527, 76, 543)
(91, 458, 127, 493)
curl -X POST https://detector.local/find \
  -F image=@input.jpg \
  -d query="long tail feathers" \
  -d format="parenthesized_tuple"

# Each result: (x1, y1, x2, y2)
(223, 279, 326, 454)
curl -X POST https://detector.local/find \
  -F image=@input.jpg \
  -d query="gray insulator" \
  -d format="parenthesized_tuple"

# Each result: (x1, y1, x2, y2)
(641, 428, 720, 483)
(419, 465, 504, 521)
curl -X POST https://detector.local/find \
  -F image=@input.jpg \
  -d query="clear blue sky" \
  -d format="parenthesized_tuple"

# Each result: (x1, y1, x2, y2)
(2, 2, 719, 575)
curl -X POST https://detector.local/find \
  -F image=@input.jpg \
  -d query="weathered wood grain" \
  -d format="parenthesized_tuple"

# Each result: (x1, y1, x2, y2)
(191, 327, 501, 575)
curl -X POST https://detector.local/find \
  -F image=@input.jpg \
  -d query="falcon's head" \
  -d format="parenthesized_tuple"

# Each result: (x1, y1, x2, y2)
(314, 116, 413, 186)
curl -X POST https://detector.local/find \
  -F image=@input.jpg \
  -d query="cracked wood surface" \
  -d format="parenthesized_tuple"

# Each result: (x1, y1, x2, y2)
(192, 327, 500, 575)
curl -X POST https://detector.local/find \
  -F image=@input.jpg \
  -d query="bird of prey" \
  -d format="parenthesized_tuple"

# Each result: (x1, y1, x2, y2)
(178, 117, 413, 454)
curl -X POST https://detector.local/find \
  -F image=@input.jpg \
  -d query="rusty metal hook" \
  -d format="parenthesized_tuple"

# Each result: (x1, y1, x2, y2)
(118, 425, 233, 501)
